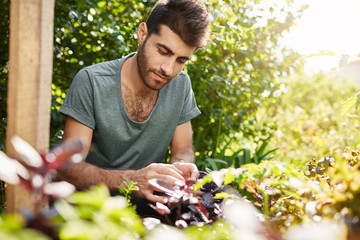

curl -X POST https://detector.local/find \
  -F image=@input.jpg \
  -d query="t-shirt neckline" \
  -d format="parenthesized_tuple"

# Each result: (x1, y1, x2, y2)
(116, 53, 163, 126)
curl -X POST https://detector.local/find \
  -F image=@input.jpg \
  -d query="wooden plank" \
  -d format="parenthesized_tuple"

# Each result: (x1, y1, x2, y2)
(6, 0, 55, 214)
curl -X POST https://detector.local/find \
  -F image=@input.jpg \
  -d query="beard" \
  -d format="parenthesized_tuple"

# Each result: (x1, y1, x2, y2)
(136, 39, 172, 91)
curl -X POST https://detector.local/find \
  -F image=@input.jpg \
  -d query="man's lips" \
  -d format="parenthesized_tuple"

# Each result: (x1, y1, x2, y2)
(152, 71, 169, 82)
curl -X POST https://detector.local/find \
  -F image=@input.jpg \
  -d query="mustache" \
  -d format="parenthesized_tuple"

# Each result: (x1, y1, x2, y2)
(151, 69, 170, 80)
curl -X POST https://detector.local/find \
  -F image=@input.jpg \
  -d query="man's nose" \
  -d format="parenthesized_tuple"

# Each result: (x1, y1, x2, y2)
(160, 59, 175, 77)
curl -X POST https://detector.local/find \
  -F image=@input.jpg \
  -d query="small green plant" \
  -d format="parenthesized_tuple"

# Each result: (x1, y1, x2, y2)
(119, 180, 139, 209)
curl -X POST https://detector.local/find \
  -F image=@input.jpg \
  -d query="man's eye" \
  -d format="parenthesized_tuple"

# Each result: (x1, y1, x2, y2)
(158, 49, 168, 55)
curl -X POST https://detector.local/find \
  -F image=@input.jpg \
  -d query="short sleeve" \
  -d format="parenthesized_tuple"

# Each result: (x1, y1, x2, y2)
(177, 73, 201, 125)
(59, 68, 96, 129)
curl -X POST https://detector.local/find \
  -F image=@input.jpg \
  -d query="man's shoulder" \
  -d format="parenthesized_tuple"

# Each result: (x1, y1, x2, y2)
(177, 70, 190, 79)
(161, 71, 192, 96)
(83, 59, 121, 77)
(171, 71, 191, 85)
(172, 71, 192, 87)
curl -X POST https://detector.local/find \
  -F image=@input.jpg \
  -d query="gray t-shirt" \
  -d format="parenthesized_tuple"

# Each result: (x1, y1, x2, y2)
(60, 53, 200, 170)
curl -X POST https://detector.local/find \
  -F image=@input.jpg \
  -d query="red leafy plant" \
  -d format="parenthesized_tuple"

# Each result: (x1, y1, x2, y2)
(0, 136, 84, 237)
(147, 169, 284, 240)
(147, 170, 224, 228)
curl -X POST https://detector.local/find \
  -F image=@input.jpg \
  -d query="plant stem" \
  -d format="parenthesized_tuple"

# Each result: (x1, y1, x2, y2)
(263, 192, 269, 217)
(215, 110, 223, 158)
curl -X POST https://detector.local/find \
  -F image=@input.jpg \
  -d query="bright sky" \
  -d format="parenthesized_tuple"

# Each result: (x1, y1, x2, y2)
(284, 0, 360, 72)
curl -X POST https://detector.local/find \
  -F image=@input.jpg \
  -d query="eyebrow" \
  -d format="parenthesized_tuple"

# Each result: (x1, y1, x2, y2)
(157, 43, 190, 61)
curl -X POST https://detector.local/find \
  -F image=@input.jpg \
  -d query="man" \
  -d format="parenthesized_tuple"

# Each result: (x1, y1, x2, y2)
(58, 0, 210, 206)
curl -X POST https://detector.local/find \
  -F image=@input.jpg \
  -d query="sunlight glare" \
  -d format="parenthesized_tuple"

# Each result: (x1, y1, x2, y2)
(284, 0, 360, 71)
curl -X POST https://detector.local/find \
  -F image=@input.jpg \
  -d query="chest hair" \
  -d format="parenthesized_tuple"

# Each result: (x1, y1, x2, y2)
(121, 83, 158, 122)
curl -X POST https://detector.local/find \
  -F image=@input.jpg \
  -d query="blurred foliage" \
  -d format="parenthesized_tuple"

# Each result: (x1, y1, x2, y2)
(262, 71, 360, 164)
(311, 149, 360, 219)
(189, 0, 306, 166)
(201, 134, 277, 170)
(341, 91, 360, 115)
(195, 149, 360, 236)
(53, 184, 145, 239)
(0, 214, 51, 240)
(302, 148, 360, 239)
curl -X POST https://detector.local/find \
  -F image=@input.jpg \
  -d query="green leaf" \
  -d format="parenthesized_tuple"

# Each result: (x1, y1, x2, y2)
(244, 149, 251, 164)
(205, 158, 227, 170)
(224, 169, 236, 185)
(341, 96, 356, 115)
(214, 192, 230, 199)
(0, 214, 24, 231)
(68, 184, 110, 209)
(253, 153, 259, 164)
(97, 1, 107, 8)
(193, 173, 213, 192)
(355, 92, 360, 110)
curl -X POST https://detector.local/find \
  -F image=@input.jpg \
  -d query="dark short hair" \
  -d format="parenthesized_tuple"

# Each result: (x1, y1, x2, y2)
(146, 0, 210, 48)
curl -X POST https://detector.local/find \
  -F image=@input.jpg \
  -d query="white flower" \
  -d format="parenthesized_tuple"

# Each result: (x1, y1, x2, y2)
(0, 150, 29, 184)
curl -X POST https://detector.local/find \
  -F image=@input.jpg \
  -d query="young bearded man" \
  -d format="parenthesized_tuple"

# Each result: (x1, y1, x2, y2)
(58, 0, 210, 207)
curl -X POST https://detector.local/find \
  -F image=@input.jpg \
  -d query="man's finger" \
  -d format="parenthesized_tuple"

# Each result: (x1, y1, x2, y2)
(153, 164, 185, 181)
(145, 192, 168, 204)
(190, 167, 200, 180)
(151, 173, 185, 187)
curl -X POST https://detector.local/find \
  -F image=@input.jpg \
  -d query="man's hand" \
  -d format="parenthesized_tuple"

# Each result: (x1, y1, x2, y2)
(172, 162, 199, 185)
(130, 163, 186, 203)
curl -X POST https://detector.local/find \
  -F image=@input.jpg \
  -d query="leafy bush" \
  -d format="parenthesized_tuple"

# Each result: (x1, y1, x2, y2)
(189, 0, 306, 165)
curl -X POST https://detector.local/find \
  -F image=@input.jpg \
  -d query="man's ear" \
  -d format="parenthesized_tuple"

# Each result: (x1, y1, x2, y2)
(137, 22, 148, 45)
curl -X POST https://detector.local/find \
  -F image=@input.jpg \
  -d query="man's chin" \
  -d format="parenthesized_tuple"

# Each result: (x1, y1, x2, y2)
(145, 79, 167, 91)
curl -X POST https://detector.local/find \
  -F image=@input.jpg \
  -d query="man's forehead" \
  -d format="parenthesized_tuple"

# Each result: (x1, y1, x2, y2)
(150, 25, 196, 56)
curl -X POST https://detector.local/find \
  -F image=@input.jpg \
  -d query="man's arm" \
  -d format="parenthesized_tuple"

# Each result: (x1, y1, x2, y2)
(58, 116, 186, 203)
(170, 121, 199, 182)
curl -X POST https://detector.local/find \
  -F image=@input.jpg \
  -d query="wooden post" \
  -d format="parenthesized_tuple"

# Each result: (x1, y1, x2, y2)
(6, 0, 55, 214)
